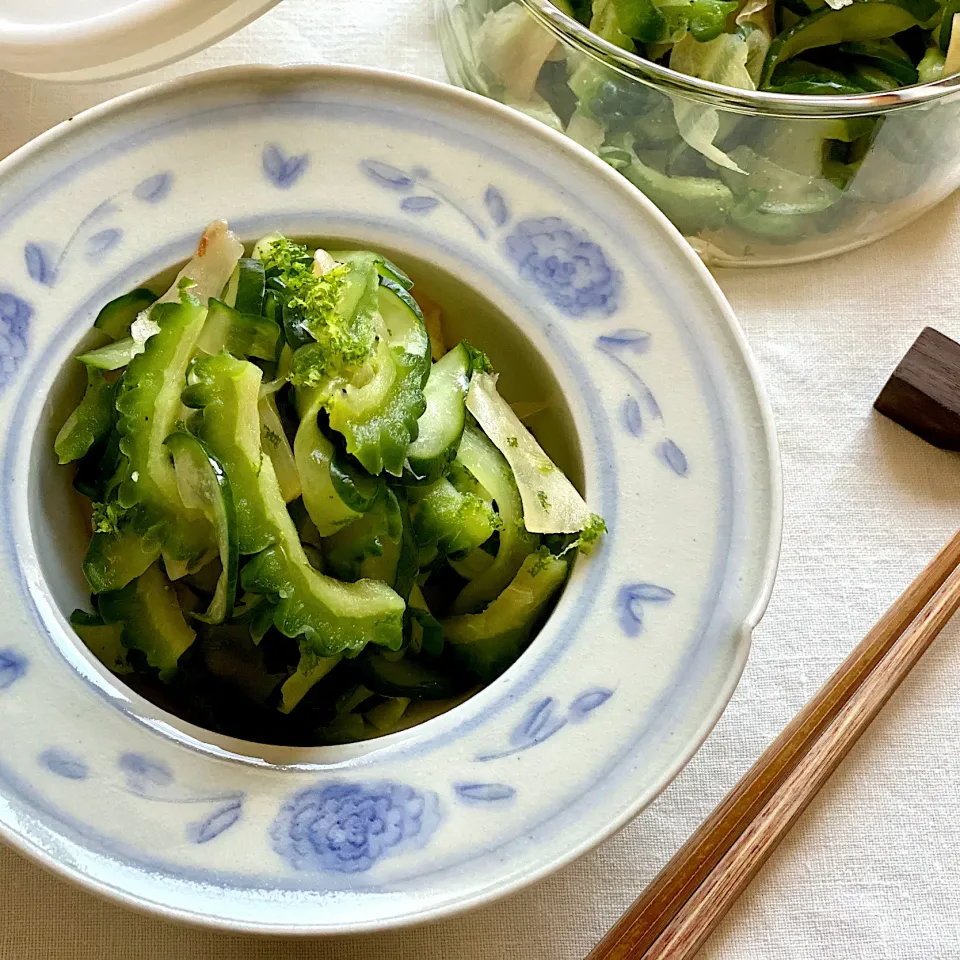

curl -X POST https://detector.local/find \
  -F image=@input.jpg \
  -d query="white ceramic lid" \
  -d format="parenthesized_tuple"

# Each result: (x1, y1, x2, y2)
(0, 0, 283, 82)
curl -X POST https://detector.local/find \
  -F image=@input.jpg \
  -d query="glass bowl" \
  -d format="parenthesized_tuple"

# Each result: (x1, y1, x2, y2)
(436, 0, 960, 266)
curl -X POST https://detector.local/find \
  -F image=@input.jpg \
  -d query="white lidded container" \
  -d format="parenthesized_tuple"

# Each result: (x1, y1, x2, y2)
(0, 0, 283, 82)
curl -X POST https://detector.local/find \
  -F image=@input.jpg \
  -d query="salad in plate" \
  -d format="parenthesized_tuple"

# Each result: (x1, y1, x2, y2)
(56, 222, 604, 745)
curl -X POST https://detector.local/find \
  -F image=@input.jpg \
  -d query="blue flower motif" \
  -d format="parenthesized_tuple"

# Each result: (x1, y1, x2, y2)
(621, 396, 644, 437)
(271, 781, 441, 873)
(504, 217, 621, 317)
(618, 582, 675, 638)
(262, 144, 310, 189)
(568, 687, 613, 721)
(38, 748, 88, 780)
(0, 292, 31, 389)
(657, 439, 689, 477)
(0, 648, 27, 690)
(400, 195, 441, 214)
(360, 159, 415, 191)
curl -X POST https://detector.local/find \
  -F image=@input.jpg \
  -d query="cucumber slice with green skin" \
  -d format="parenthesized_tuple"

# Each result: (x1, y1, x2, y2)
(240, 453, 406, 659)
(294, 389, 382, 536)
(73, 429, 122, 502)
(113, 294, 215, 571)
(366, 697, 411, 733)
(348, 648, 470, 700)
(197, 299, 281, 362)
(942, 0, 960, 51)
(165, 432, 239, 625)
(450, 425, 537, 615)
(279, 654, 342, 714)
(69, 610, 132, 675)
(602, 145, 735, 235)
(323, 280, 430, 477)
(77, 337, 143, 371)
(94, 289, 157, 342)
(231, 258, 267, 315)
(443, 552, 569, 682)
(837, 38, 919, 84)
(323, 487, 403, 583)
(258, 392, 301, 504)
(199, 624, 285, 702)
(83, 527, 160, 594)
(846, 62, 902, 90)
(184, 352, 274, 556)
(405, 342, 471, 484)
(187, 354, 405, 658)
(98, 562, 196, 680)
(55, 367, 117, 464)
(410, 477, 498, 557)
(327, 250, 413, 290)
(760, 0, 939, 87)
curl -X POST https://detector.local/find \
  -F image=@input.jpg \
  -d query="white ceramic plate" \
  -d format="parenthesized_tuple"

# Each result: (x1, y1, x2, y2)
(0, 0, 282, 82)
(0, 66, 780, 933)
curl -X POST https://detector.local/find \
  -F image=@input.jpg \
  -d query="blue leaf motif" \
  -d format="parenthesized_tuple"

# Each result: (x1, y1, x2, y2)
(38, 748, 88, 781)
(188, 800, 242, 844)
(484, 186, 510, 227)
(618, 583, 675, 638)
(361, 159, 415, 190)
(569, 688, 614, 721)
(411, 165, 431, 179)
(657, 439, 689, 477)
(596, 329, 651, 354)
(271, 781, 441, 873)
(455, 782, 517, 803)
(86, 229, 123, 260)
(0, 649, 27, 690)
(133, 172, 173, 203)
(119, 752, 173, 794)
(510, 697, 566, 747)
(621, 396, 643, 437)
(0, 292, 31, 390)
(24, 243, 56, 286)
(400, 195, 441, 214)
(262, 144, 310, 190)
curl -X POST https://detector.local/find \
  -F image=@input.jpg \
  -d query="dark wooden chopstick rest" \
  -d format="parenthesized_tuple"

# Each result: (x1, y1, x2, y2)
(875, 327, 960, 449)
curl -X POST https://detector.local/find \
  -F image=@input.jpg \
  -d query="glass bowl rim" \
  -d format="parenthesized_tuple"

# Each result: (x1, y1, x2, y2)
(518, 0, 960, 116)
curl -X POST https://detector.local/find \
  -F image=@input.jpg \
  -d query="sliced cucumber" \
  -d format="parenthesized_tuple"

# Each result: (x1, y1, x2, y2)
(443, 552, 569, 682)
(54, 367, 117, 465)
(229, 258, 267, 315)
(327, 249, 413, 290)
(279, 654, 342, 714)
(410, 477, 497, 557)
(69, 610, 132, 675)
(405, 342, 471, 484)
(760, 0, 939, 87)
(98, 562, 196, 680)
(165, 432, 239, 625)
(197, 299, 280, 362)
(295, 389, 382, 536)
(349, 649, 469, 700)
(451, 425, 537, 615)
(258, 392, 301, 504)
(83, 526, 160, 594)
(838, 38, 919, 85)
(323, 487, 403, 583)
(93, 288, 157, 341)
(77, 338, 142, 371)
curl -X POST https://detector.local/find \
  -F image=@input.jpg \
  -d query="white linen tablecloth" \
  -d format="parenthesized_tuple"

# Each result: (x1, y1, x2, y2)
(3, 2, 960, 957)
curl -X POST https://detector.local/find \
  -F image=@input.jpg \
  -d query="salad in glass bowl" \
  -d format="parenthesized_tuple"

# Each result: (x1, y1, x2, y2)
(55, 221, 604, 746)
(438, 0, 960, 264)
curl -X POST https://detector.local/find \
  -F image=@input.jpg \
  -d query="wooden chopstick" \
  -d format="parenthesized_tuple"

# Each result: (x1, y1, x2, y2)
(588, 529, 960, 960)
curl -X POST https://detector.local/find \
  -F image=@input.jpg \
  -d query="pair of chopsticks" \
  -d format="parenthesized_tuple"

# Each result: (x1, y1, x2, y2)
(588, 529, 960, 960)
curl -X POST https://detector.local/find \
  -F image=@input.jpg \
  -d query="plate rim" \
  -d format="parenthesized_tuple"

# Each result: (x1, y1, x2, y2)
(0, 62, 783, 934)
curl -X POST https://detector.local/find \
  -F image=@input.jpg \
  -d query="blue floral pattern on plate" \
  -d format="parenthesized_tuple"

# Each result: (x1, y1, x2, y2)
(454, 783, 517, 804)
(476, 688, 614, 762)
(360, 159, 621, 317)
(0, 649, 27, 691)
(262, 144, 310, 189)
(38, 748, 88, 781)
(596, 330, 690, 476)
(0, 292, 31, 390)
(618, 583, 675, 638)
(23, 173, 173, 288)
(271, 781, 441, 873)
